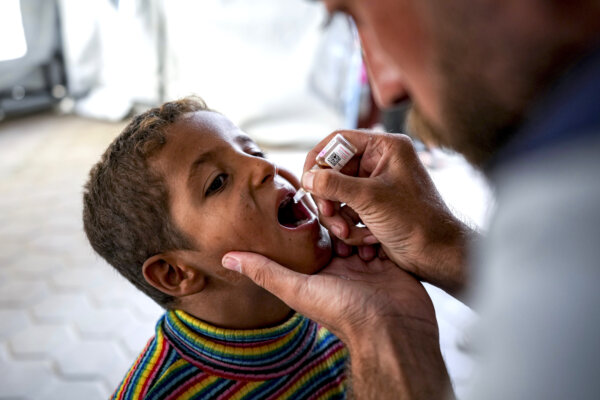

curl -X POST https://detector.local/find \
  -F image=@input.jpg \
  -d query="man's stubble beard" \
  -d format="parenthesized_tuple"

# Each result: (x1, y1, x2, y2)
(404, 66, 523, 169)
(404, 1, 589, 169)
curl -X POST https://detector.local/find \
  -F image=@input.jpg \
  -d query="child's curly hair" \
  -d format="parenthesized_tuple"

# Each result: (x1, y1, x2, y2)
(83, 97, 210, 307)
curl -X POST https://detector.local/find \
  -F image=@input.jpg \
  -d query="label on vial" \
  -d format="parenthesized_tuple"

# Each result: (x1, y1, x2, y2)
(318, 141, 337, 160)
(325, 144, 354, 169)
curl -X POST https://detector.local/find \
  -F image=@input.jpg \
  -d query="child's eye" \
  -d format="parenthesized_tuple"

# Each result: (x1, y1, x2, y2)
(205, 173, 228, 196)
(252, 151, 266, 158)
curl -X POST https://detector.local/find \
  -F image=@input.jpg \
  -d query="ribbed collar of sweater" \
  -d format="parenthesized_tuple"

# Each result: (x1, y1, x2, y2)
(161, 310, 319, 381)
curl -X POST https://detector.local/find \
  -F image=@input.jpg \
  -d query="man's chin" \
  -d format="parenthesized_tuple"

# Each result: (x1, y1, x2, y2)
(405, 104, 510, 169)
(405, 105, 450, 150)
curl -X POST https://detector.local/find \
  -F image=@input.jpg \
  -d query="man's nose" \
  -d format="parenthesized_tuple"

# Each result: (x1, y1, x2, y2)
(360, 33, 408, 108)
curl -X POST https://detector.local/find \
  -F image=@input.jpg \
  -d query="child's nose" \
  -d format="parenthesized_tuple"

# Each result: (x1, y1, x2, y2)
(248, 156, 276, 188)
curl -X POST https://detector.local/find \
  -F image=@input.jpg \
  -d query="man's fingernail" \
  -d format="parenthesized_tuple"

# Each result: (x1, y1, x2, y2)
(302, 171, 315, 191)
(331, 224, 343, 238)
(222, 256, 241, 273)
(363, 235, 378, 245)
(316, 200, 325, 214)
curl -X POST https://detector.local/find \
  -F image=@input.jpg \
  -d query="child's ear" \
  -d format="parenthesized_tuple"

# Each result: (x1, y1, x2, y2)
(142, 251, 206, 298)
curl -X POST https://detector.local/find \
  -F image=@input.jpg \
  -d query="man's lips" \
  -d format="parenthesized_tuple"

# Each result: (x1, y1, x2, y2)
(275, 188, 316, 230)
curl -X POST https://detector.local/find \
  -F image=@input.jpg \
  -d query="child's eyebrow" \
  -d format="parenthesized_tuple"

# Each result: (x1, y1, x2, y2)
(187, 150, 218, 182)
(234, 135, 256, 147)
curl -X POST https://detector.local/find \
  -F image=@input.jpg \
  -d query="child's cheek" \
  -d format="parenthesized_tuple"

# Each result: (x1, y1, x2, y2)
(226, 209, 264, 248)
(215, 266, 246, 284)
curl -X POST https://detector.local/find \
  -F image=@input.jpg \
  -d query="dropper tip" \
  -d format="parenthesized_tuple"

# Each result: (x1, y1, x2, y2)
(293, 189, 307, 203)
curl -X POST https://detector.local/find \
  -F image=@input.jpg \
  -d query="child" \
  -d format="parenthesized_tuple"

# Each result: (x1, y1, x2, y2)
(83, 97, 348, 399)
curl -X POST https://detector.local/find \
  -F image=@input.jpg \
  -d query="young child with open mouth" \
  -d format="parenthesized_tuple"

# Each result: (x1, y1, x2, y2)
(83, 97, 348, 399)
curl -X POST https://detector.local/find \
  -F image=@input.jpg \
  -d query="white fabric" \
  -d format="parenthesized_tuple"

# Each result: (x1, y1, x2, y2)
(57, 0, 349, 137)
(0, 0, 28, 62)
(58, 0, 160, 120)
(162, 0, 347, 145)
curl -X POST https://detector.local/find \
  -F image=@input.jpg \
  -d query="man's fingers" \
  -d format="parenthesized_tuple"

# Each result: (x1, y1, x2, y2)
(340, 205, 362, 225)
(320, 212, 376, 245)
(334, 239, 353, 257)
(304, 168, 369, 211)
(320, 213, 350, 239)
(345, 224, 376, 246)
(313, 197, 335, 217)
(222, 252, 306, 310)
(358, 245, 377, 261)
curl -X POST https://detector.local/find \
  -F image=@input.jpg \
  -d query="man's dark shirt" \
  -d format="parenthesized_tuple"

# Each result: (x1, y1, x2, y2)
(491, 46, 600, 170)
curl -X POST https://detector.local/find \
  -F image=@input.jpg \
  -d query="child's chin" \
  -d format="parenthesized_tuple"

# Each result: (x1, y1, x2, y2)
(272, 226, 332, 275)
(285, 241, 332, 276)
(299, 228, 333, 275)
(308, 227, 333, 274)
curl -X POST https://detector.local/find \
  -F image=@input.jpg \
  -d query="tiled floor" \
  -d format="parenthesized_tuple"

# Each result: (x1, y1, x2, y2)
(0, 112, 489, 399)
(0, 114, 161, 399)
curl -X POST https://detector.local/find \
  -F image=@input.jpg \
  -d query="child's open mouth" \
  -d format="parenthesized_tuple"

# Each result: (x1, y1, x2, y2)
(277, 194, 312, 229)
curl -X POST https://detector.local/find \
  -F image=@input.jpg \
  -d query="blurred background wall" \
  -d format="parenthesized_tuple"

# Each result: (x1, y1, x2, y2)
(2, 0, 363, 143)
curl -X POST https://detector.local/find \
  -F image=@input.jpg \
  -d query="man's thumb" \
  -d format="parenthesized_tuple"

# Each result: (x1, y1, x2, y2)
(221, 252, 306, 308)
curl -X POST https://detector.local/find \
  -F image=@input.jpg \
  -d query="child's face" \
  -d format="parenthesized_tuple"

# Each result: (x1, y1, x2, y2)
(153, 111, 332, 276)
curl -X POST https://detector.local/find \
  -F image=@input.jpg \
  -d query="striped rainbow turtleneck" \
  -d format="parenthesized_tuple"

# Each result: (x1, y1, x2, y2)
(111, 310, 348, 399)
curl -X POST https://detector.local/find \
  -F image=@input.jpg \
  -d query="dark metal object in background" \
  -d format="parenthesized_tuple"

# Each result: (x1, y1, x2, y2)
(381, 100, 426, 151)
(381, 100, 411, 133)
(0, 0, 68, 121)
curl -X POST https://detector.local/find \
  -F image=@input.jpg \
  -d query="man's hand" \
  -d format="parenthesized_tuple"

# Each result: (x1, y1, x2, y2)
(279, 164, 378, 261)
(223, 253, 435, 343)
(303, 130, 473, 297)
(222, 253, 453, 399)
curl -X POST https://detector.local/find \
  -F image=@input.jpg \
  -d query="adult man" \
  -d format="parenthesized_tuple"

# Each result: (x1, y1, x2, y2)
(222, 0, 600, 398)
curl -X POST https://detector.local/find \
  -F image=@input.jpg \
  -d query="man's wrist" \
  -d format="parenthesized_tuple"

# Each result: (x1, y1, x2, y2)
(417, 218, 475, 301)
(345, 316, 453, 400)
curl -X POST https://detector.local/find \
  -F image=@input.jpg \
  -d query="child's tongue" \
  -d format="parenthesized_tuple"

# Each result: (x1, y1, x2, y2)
(277, 196, 310, 228)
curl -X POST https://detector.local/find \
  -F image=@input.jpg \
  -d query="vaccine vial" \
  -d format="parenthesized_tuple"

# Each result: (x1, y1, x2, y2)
(315, 134, 358, 170)
(293, 134, 357, 203)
